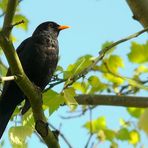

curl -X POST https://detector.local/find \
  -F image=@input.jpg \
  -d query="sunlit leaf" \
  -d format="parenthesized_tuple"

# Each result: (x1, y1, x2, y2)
(101, 41, 115, 54)
(43, 89, 65, 115)
(124, 77, 148, 90)
(63, 87, 78, 110)
(0, 0, 8, 11)
(97, 130, 106, 141)
(129, 130, 140, 145)
(127, 108, 144, 118)
(84, 116, 106, 133)
(107, 55, 124, 73)
(64, 55, 93, 78)
(110, 142, 118, 148)
(72, 81, 88, 93)
(22, 111, 34, 127)
(13, 14, 29, 31)
(116, 128, 130, 141)
(103, 129, 116, 141)
(128, 41, 148, 63)
(0, 60, 7, 76)
(9, 126, 33, 148)
(88, 75, 107, 93)
(134, 65, 148, 75)
(138, 109, 148, 134)
(103, 73, 124, 85)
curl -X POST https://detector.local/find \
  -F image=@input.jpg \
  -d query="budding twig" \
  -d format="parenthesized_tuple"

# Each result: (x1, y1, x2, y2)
(10, 20, 25, 29)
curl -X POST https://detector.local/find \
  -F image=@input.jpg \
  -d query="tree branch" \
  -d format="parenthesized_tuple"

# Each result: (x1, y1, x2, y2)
(0, 75, 16, 83)
(63, 26, 148, 89)
(48, 123, 73, 148)
(126, 0, 148, 28)
(76, 95, 148, 108)
(2, 0, 18, 38)
(0, 0, 59, 147)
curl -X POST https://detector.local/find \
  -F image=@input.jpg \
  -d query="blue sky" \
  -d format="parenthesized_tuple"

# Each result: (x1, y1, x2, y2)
(2, 0, 148, 147)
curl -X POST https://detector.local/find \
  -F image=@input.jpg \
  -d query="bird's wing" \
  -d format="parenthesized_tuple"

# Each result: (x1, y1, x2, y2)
(16, 37, 31, 54)
(1, 37, 31, 96)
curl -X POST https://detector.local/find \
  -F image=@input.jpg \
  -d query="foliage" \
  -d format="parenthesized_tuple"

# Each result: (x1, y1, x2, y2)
(0, 0, 148, 148)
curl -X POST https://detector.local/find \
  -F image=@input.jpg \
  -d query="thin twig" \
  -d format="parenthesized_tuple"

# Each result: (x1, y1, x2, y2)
(84, 106, 93, 148)
(60, 106, 96, 119)
(44, 78, 66, 92)
(119, 79, 148, 95)
(11, 20, 25, 28)
(0, 75, 16, 83)
(5, 20, 25, 31)
(48, 123, 73, 148)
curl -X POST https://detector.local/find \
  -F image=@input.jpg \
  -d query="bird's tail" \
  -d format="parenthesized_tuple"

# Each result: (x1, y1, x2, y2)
(0, 102, 16, 139)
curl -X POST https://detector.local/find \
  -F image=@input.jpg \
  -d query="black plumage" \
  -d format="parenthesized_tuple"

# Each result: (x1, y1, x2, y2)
(0, 21, 69, 139)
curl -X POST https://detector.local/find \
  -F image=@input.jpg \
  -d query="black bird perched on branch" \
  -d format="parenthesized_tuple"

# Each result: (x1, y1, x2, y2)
(0, 21, 69, 139)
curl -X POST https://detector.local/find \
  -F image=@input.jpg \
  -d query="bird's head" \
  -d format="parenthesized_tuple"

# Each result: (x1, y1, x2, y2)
(32, 21, 70, 37)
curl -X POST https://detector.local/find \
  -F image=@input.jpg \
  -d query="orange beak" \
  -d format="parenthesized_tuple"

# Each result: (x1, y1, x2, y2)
(58, 25, 70, 30)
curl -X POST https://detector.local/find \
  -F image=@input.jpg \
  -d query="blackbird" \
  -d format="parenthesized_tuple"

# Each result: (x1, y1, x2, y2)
(0, 21, 69, 139)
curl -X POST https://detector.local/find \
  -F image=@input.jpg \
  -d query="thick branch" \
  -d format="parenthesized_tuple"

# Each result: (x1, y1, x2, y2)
(126, 0, 148, 28)
(0, 0, 59, 147)
(2, 0, 18, 37)
(76, 95, 148, 108)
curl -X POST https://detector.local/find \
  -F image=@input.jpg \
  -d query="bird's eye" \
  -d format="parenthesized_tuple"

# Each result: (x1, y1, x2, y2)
(49, 23, 54, 28)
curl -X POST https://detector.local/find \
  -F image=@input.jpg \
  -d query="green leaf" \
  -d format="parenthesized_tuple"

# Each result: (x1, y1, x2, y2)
(84, 116, 106, 133)
(0, 140, 4, 148)
(107, 55, 124, 72)
(22, 111, 34, 127)
(88, 75, 107, 93)
(127, 107, 144, 118)
(100, 55, 125, 85)
(134, 65, 148, 75)
(103, 129, 116, 141)
(128, 41, 148, 63)
(0, 60, 7, 76)
(104, 71, 148, 91)
(123, 77, 148, 90)
(13, 14, 29, 31)
(43, 89, 65, 115)
(97, 130, 106, 141)
(9, 126, 33, 148)
(116, 128, 130, 141)
(103, 73, 124, 85)
(65, 55, 93, 78)
(110, 142, 118, 148)
(129, 130, 140, 145)
(56, 65, 63, 72)
(101, 41, 115, 54)
(72, 81, 88, 93)
(138, 109, 148, 134)
(119, 118, 130, 127)
(0, 0, 8, 11)
(63, 87, 78, 110)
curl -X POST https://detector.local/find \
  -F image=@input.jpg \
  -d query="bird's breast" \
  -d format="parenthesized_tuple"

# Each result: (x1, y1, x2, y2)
(20, 36, 59, 88)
